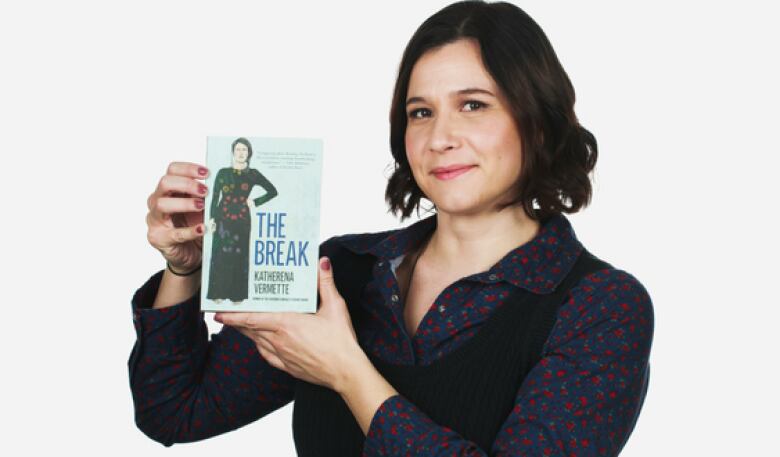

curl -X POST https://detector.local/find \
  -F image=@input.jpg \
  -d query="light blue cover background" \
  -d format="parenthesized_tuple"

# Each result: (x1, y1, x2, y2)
(201, 136, 323, 313)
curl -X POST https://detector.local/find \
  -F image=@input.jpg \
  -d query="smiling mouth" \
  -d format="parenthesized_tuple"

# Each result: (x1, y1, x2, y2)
(432, 165, 475, 181)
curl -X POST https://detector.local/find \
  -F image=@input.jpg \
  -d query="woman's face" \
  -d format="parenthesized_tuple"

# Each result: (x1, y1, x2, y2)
(404, 38, 523, 216)
(233, 143, 249, 163)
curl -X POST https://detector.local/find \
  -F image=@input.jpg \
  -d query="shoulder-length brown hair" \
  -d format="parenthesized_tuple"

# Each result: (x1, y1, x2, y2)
(386, 0, 597, 222)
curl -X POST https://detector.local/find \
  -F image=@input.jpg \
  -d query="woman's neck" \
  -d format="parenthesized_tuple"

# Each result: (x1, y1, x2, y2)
(423, 207, 541, 275)
(232, 161, 247, 170)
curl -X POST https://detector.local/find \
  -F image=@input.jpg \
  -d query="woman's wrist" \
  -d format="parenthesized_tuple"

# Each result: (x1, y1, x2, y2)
(166, 261, 202, 276)
(154, 263, 202, 309)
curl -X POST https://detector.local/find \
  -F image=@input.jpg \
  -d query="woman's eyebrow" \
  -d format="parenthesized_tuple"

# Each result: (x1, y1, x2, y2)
(406, 87, 495, 106)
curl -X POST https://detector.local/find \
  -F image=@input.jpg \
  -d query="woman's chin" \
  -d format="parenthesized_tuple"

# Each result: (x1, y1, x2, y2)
(429, 198, 483, 216)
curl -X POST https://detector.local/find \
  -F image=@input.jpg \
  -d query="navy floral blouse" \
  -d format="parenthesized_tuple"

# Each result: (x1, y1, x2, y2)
(129, 213, 654, 456)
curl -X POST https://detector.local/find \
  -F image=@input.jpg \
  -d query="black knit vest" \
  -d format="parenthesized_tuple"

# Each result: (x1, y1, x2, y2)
(292, 239, 611, 456)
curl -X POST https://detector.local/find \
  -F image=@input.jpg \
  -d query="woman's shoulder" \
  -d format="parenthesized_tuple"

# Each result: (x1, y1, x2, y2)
(337, 227, 397, 245)
(575, 249, 653, 314)
(317, 227, 400, 257)
(578, 264, 652, 311)
(547, 253, 655, 353)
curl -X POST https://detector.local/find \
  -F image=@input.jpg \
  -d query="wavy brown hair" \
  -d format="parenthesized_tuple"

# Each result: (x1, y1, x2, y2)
(385, 0, 597, 222)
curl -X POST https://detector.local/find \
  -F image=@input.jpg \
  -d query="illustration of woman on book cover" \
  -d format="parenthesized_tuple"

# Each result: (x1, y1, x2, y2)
(207, 137, 279, 304)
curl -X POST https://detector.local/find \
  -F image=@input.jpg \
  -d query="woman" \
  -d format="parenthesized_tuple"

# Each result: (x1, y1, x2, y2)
(205, 137, 279, 304)
(131, 1, 654, 455)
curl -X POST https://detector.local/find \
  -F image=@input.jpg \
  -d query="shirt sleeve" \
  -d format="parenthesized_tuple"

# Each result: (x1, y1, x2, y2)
(210, 169, 224, 219)
(361, 268, 654, 456)
(127, 269, 296, 447)
(250, 169, 278, 207)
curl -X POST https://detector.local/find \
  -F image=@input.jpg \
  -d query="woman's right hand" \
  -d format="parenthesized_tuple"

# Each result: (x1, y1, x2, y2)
(146, 162, 209, 272)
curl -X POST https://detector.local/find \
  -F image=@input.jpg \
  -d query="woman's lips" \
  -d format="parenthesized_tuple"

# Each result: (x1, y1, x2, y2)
(432, 165, 476, 180)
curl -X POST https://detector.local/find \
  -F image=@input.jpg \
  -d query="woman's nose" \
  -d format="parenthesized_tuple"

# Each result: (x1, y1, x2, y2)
(427, 112, 459, 153)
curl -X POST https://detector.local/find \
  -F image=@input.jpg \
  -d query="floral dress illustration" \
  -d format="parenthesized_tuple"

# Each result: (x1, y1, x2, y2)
(206, 166, 278, 301)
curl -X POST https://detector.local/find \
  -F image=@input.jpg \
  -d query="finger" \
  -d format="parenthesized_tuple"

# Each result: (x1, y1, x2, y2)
(168, 224, 205, 245)
(166, 162, 210, 180)
(257, 329, 279, 348)
(232, 327, 277, 356)
(153, 175, 209, 205)
(215, 312, 284, 331)
(147, 180, 208, 229)
(154, 196, 205, 218)
(235, 329, 281, 370)
(256, 333, 277, 355)
(230, 325, 254, 342)
(257, 345, 286, 371)
(148, 220, 204, 249)
(317, 256, 342, 307)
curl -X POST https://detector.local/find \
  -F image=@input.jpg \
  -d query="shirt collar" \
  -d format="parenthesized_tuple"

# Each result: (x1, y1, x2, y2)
(337, 212, 584, 294)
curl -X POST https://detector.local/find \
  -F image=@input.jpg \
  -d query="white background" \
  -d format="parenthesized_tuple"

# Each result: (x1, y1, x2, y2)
(1, 0, 777, 455)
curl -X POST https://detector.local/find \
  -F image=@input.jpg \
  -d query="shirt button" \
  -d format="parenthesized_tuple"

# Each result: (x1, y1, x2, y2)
(488, 273, 498, 281)
(391, 294, 399, 302)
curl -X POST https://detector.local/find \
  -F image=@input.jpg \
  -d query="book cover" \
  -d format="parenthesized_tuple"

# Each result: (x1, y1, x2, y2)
(200, 136, 323, 313)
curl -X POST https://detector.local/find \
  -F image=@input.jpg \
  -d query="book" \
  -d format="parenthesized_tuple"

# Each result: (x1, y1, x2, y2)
(200, 136, 323, 313)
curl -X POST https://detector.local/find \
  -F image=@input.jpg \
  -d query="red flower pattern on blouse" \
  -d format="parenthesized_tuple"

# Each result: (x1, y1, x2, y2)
(129, 213, 653, 455)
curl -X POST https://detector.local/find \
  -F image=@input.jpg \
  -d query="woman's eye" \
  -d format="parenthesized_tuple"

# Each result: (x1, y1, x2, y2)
(408, 108, 430, 119)
(407, 101, 487, 119)
(463, 100, 486, 111)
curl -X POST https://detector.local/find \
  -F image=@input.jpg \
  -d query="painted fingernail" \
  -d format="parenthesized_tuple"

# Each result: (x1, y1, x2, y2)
(196, 224, 204, 234)
(198, 167, 208, 176)
(321, 257, 331, 271)
(195, 199, 204, 209)
(198, 184, 207, 194)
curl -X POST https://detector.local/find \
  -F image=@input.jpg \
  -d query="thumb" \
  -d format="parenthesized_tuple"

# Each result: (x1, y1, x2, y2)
(317, 256, 341, 306)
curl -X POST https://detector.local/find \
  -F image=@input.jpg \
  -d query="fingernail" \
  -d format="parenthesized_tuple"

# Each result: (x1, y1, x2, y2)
(321, 257, 331, 271)
(195, 199, 204, 209)
(198, 167, 208, 176)
(214, 314, 222, 322)
(196, 224, 204, 234)
(198, 184, 207, 195)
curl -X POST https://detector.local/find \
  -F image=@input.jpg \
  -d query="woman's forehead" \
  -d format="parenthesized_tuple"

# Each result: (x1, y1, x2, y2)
(408, 41, 496, 98)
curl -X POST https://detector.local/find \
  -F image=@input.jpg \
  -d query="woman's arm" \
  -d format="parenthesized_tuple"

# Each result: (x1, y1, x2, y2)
(250, 169, 278, 207)
(128, 269, 296, 446)
(150, 264, 200, 310)
(209, 169, 224, 218)
(347, 268, 654, 456)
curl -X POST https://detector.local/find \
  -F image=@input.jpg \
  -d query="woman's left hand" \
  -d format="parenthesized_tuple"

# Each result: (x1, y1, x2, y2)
(215, 256, 365, 392)
(245, 198, 256, 211)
